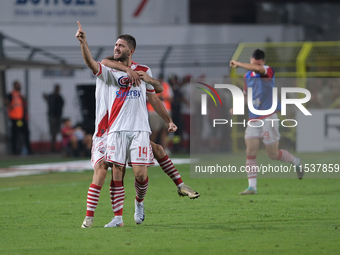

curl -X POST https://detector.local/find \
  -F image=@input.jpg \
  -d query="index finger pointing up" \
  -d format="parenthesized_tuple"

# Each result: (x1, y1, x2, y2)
(77, 21, 82, 30)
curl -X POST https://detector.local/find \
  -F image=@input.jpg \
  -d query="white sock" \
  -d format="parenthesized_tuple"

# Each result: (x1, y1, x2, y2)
(248, 178, 257, 190)
(246, 156, 258, 190)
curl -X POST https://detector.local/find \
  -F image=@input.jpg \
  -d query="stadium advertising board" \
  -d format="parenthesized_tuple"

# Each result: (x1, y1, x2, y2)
(0, 0, 188, 25)
(1, 0, 104, 24)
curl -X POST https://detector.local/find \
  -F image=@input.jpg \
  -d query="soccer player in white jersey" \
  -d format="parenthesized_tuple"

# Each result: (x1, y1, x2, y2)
(78, 38, 198, 230)
(230, 49, 304, 195)
(76, 21, 177, 227)
(101, 57, 200, 198)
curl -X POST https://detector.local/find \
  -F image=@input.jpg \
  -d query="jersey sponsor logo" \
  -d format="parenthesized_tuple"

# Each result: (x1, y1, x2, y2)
(116, 90, 141, 100)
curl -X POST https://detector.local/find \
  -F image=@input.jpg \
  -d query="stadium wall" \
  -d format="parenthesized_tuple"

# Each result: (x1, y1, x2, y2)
(296, 109, 340, 152)
(1, 23, 303, 147)
(0, 1, 304, 152)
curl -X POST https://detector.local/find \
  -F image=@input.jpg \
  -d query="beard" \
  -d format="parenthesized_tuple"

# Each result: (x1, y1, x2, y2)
(114, 51, 129, 62)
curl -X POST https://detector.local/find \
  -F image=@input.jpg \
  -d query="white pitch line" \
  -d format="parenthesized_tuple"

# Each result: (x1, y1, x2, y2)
(0, 158, 194, 178)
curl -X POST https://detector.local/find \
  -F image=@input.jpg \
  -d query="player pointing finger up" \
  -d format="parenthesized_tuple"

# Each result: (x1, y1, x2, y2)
(75, 21, 86, 43)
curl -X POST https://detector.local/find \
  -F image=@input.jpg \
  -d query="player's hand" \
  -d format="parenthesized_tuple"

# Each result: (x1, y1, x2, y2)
(229, 108, 233, 116)
(136, 71, 152, 84)
(229, 60, 239, 68)
(75, 21, 86, 43)
(167, 122, 177, 133)
(126, 68, 141, 87)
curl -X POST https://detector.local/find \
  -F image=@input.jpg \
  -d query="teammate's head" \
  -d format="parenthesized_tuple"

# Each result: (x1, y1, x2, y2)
(62, 118, 71, 127)
(114, 34, 136, 62)
(13, 80, 21, 91)
(250, 49, 265, 65)
(252, 49, 265, 60)
(54, 84, 61, 94)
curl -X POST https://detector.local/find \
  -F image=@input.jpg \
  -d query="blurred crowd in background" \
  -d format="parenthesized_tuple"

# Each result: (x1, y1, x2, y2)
(5, 73, 219, 156)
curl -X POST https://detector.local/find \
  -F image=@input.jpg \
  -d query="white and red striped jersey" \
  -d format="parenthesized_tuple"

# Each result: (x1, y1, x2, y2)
(93, 62, 155, 134)
(92, 64, 109, 139)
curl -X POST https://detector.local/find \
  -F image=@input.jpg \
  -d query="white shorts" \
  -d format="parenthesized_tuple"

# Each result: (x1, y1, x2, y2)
(245, 113, 281, 144)
(91, 135, 107, 169)
(106, 131, 155, 167)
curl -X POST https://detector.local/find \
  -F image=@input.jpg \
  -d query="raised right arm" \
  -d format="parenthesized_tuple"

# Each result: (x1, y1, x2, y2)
(75, 21, 98, 74)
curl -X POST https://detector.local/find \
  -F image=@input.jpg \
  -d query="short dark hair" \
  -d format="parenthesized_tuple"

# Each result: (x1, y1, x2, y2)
(118, 34, 136, 50)
(252, 49, 265, 60)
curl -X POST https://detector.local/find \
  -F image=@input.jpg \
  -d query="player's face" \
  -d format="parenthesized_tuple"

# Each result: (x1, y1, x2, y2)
(250, 58, 265, 66)
(114, 39, 133, 62)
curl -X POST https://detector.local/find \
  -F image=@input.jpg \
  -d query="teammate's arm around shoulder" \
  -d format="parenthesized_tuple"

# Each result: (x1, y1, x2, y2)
(230, 60, 266, 74)
(75, 21, 98, 74)
(147, 93, 177, 132)
(137, 71, 164, 93)
(101, 58, 141, 86)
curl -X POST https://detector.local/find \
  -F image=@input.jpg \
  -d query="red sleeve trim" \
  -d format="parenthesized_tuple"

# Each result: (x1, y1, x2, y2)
(146, 89, 155, 93)
(92, 62, 102, 76)
(261, 67, 274, 78)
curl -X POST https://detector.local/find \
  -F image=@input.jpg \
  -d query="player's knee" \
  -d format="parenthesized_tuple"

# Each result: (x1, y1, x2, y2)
(94, 161, 108, 177)
(153, 143, 166, 160)
(268, 151, 278, 160)
(92, 168, 107, 186)
(94, 168, 106, 179)
(134, 172, 147, 182)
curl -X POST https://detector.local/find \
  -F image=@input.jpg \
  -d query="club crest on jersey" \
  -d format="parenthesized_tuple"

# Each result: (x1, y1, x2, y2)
(118, 76, 133, 88)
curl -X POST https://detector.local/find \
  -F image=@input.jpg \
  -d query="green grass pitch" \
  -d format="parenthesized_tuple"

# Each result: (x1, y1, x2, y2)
(0, 152, 339, 255)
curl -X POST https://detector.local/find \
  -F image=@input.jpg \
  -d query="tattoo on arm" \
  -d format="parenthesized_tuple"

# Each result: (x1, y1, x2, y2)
(149, 79, 164, 94)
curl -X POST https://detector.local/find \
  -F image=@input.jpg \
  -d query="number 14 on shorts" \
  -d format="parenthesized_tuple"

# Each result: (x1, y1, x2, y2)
(138, 146, 148, 157)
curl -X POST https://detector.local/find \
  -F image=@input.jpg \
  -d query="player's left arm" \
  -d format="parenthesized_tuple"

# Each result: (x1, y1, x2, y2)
(147, 93, 177, 132)
(230, 60, 266, 75)
(137, 71, 164, 94)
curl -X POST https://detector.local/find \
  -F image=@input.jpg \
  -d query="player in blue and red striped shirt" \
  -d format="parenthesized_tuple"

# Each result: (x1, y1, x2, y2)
(230, 49, 304, 195)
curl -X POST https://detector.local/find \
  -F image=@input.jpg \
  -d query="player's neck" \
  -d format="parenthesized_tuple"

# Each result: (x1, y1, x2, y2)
(119, 58, 133, 67)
